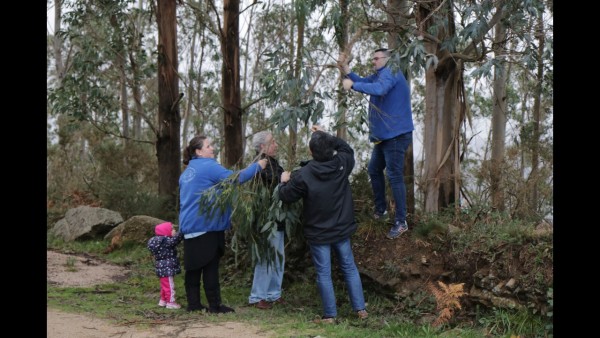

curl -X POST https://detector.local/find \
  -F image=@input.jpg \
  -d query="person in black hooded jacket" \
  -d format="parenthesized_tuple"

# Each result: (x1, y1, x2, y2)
(278, 125, 368, 323)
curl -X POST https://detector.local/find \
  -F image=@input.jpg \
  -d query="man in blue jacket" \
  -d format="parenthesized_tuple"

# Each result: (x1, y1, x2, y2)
(339, 48, 414, 239)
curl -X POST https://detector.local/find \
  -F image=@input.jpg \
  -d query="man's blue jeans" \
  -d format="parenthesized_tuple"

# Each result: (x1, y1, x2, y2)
(249, 230, 285, 303)
(309, 238, 366, 318)
(368, 131, 413, 223)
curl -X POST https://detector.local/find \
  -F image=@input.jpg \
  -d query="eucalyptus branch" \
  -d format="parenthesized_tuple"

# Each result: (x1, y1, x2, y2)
(206, 0, 224, 41)
(241, 95, 269, 112)
(185, 0, 219, 36)
(86, 117, 154, 145)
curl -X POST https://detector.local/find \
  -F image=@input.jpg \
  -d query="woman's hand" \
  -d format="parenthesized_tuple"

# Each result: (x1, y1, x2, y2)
(257, 158, 268, 169)
(311, 125, 324, 132)
(281, 171, 291, 183)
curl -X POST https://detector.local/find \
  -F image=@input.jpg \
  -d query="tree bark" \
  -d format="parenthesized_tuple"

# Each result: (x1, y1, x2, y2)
(335, 0, 349, 141)
(490, 6, 508, 211)
(529, 12, 545, 215)
(156, 0, 181, 209)
(418, 1, 459, 212)
(53, 0, 64, 84)
(221, 0, 243, 168)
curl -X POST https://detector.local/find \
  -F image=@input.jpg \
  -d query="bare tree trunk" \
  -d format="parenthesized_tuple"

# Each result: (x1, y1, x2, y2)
(109, 13, 130, 145)
(240, 2, 258, 145)
(335, 0, 349, 140)
(53, 0, 64, 84)
(286, 10, 297, 167)
(530, 12, 545, 215)
(289, 5, 306, 166)
(131, 0, 147, 139)
(490, 7, 508, 211)
(182, 21, 198, 144)
(156, 0, 181, 209)
(131, 70, 144, 139)
(418, 1, 459, 212)
(221, 0, 243, 168)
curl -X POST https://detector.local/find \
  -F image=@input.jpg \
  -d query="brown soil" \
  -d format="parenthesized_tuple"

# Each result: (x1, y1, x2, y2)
(351, 222, 449, 302)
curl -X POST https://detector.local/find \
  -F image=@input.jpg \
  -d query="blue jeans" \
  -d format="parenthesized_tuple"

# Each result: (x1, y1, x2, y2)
(368, 132, 412, 223)
(248, 230, 285, 303)
(309, 238, 366, 318)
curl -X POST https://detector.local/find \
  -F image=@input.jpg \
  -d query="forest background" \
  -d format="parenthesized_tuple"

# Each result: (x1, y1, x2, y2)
(46, 0, 553, 224)
(46, 0, 553, 335)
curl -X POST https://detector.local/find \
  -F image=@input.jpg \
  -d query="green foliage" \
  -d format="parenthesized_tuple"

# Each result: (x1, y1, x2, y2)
(47, 233, 103, 253)
(64, 257, 78, 272)
(197, 174, 304, 268)
(477, 307, 550, 338)
(97, 176, 173, 220)
(446, 208, 537, 251)
(413, 218, 449, 239)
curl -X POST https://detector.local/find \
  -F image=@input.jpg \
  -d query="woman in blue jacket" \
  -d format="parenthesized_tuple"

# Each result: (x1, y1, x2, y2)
(179, 135, 267, 313)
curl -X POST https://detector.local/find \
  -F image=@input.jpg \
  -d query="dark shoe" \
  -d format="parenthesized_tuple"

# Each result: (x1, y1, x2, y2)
(313, 316, 336, 324)
(208, 304, 235, 314)
(186, 304, 207, 312)
(251, 299, 272, 310)
(387, 220, 408, 239)
(357, 309, 368, 319)
(270, 297, 287, 305)
(373, 210, 389, 222)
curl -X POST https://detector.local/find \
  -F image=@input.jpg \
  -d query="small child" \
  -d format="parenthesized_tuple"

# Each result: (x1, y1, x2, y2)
(147, 221, 184, 309)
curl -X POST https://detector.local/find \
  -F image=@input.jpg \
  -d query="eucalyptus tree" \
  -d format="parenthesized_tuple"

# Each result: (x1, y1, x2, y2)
(490, 1, 510, 211)
(341, 0, 552, 216)
(155, 0, 182, 209)
(47, 0, 183, 214)
(258, 0, 331, 165)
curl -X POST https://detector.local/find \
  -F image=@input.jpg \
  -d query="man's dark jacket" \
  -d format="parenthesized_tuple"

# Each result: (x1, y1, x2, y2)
(278, 135, 357, 244)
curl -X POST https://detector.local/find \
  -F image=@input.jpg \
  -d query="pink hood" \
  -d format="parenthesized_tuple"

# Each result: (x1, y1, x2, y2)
(155, 222, 173, 236)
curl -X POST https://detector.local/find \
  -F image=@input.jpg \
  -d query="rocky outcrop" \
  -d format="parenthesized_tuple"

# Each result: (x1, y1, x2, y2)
(104, 215, 172, 245)
(50, 206, 123, 241)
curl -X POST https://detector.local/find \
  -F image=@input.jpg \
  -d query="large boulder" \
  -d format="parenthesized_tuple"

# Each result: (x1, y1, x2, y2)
(50, 206, 124, 241)
(104, 215, 172, 245)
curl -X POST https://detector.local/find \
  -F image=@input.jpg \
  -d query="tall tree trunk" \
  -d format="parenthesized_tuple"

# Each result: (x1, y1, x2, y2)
(418, 1, 459, 213)
(289, 4, 306, 166)
(109, 13, 130, 145)
(53, 0, 64, 84)
(221, 0, 243, 168)
(490, 7, 508, 211)
(387, 0, 415, 218)
(182, 20, 198, 144)
(529, 12, 545, 215)
(335, 0, 348, 140)
(131, 0, 147, 139)
(156, 0, 181, 210)
(286, 8, 297, 167)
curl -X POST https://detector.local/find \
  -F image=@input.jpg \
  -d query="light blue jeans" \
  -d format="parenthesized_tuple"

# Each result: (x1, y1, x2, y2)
(309, 238, 366, 318)
(248, 230, 285, 303)
(368, 131, 413, 223)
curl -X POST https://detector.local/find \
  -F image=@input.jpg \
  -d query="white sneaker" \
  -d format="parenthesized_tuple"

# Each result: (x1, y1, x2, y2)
(166, 302, 181, 309)
(158, 299, 167, 307)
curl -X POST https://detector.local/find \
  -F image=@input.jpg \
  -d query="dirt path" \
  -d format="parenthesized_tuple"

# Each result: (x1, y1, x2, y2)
(47, 250, 274, 338)
(47, 308, 272, 338)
